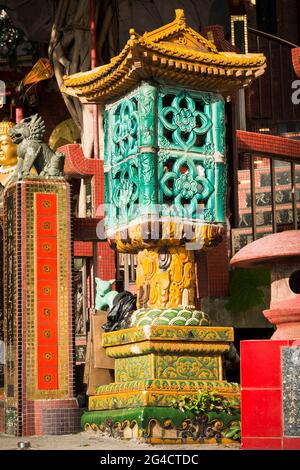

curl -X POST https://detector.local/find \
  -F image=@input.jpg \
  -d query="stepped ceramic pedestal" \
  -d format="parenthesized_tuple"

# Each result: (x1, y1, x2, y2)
(82, 325, 240, 444)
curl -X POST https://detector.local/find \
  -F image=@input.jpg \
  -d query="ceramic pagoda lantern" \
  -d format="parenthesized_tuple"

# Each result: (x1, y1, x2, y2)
(63, 10, 266, 443)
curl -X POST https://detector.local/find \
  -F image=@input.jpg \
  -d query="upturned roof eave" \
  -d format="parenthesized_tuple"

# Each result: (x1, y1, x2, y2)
(61, 52, 266, 104)
(62, 44, 266, 88)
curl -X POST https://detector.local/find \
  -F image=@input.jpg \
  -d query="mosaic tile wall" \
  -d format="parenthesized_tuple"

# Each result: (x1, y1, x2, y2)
(3, 180, 79, 435)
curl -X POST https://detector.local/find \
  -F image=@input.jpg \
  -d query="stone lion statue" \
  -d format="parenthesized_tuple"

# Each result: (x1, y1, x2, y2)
(9, 114, 65, 181)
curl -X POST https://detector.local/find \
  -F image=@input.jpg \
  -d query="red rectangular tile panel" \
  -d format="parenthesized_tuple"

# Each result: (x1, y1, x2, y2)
(240, 340, 291, 389)
(242, 437, 282, 450)
(37, 279, 58, 301)
(241, 389, 282, 438)
(37, 258, 57, 280)
(36, 193, 57, 215)
(59, 144, 104, 209)
(37, 301, 57, 323)
(36, 216, 57, 237)
(37, 345, 58, 367)
(282, 438, 300, 450)
(74, 241, 93, 257)
(196, 237, 229, 298)
(37, 322, 58, 345)
(37, 367, 59, 390)
(36, 193, 58, 390)
(37, 238, 57, 259)
(97, 241, 115, 280)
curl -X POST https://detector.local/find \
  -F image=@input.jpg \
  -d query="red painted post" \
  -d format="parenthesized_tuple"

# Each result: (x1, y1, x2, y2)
(90, 0, 99, 159)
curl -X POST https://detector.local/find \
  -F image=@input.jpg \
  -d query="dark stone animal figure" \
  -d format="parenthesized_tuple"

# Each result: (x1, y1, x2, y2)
(222, 343, 240, 382)
(102, 291, 137, 332)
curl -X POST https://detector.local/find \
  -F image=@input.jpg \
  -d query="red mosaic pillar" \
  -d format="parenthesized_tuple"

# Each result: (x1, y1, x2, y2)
(3, 180, 81, 436)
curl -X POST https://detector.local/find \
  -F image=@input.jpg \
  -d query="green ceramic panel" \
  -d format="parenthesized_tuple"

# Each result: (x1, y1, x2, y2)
(157, 87, 214, 154)
(138, 152, 159, 215)
(213, 98, 225, 155)
(103, 109, 109, 166)
(110, 157, 139, 226)
(215, 162, 227, 222)
(138, 82, 157, 147)
(115, 355, 153, 382)
(111, 95, 139, 165)
(157, 153, 216, 220)
(104, 81, 227, 231)
(155, 355, 220, 381)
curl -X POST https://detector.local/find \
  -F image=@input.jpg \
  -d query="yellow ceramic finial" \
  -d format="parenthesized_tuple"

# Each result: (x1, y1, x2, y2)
(175, 9, 185, 23)
(129, 28, 136, 39)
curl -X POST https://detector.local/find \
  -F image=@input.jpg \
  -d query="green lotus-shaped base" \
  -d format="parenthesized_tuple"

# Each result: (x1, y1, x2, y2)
(130, 307, 210, 327)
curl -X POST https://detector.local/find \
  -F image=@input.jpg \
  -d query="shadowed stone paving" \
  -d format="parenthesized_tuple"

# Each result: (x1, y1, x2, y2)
(0, 432, 240, 450)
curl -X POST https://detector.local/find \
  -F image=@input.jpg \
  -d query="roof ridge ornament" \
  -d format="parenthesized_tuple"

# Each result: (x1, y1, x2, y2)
(175, 8, 186, 25)
(129, 27, 139, 41)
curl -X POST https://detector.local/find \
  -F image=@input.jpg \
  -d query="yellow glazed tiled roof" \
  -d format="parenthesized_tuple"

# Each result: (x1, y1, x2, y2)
(62, 9, 266, 103)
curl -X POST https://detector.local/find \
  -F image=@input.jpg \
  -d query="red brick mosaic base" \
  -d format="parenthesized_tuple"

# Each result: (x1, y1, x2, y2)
(23, 399, 81, 436)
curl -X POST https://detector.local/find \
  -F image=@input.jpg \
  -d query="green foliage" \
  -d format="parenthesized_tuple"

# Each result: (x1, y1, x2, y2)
(171, 389, 238, 415)
(224, 421, 241, 441)
(225, 267, 270, 314)
(171, 389, 241, 441)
